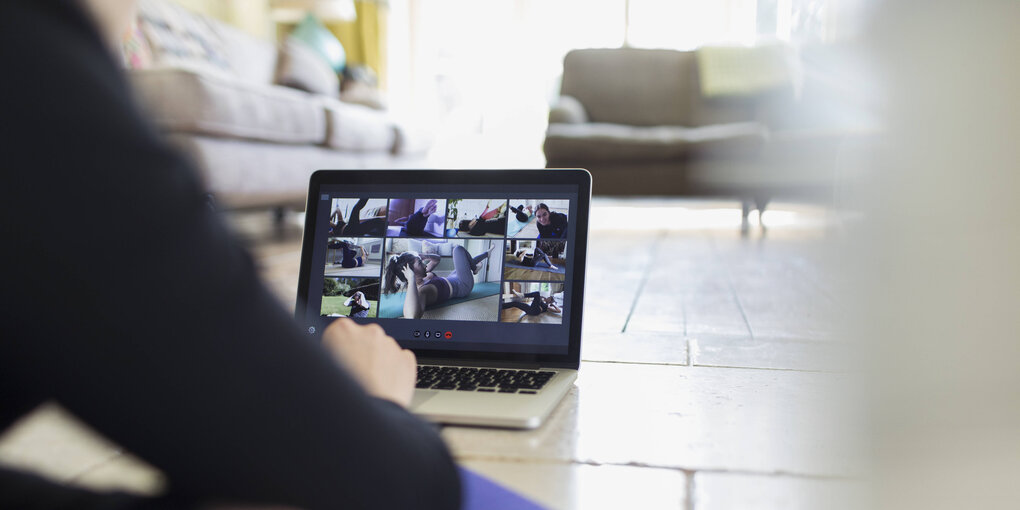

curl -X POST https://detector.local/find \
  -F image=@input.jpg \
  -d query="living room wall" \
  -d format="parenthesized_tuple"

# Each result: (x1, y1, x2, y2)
(171, 0, 273, 39)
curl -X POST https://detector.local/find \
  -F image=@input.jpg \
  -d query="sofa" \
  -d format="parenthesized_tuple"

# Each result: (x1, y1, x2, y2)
(544, 47, 852, 212)
(123, 0, 428, 210)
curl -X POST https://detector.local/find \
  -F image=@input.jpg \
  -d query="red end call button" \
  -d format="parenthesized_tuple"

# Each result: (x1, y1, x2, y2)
(444, 331, 453, 339)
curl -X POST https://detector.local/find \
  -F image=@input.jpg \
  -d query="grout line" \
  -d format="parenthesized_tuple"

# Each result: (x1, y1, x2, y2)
(452, 454, 861, 481)
(708, 235, 755, 340)
(686, 335, 694, 367)
(581, 358, 689, 367)
(621, 231, 666, 333)
(580, 358, 835, 374)
(690, 362, 835, 374)
(684, 470, 696, 510)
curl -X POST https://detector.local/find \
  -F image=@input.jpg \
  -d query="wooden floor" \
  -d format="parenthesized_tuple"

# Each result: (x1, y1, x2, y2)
(0, 198, 863, 509)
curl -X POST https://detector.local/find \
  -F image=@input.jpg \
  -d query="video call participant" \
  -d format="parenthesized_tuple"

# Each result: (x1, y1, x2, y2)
(332, 239, 367, 268)
(511, 246, 559, 271)
(394, 199, 443, 237)
(459, 201, 506, 236)
(510, 204, 532, 223)
(384, 244, 495, 319)
(502, 290, 561, 316)
(0, 1, 458, 509)
(535, 203, 568, 238)
(345, 291, 371, 318)
(459, 215, 507, 236)
(331, 197, 386, 237)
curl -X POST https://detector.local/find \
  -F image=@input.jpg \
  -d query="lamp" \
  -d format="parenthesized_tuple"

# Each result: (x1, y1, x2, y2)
(270, 0, 357, 23)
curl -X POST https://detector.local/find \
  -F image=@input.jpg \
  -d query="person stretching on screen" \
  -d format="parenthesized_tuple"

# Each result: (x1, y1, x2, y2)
(345, 291, 371, 318)
(394, 199, 443, 237)
(502, 290, 561, 316)
(336, 240, 368, 268)
(509, 204, 533, 223)
(383, 244, 495, 319)
(511, 246, 558, 271)
(331, 197, 386, 237)
(458, 201, 506, 236)
(535, 203, 568, 239)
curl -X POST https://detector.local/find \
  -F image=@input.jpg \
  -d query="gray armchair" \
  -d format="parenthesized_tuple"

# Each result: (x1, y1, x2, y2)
(544, 48, 771, 197)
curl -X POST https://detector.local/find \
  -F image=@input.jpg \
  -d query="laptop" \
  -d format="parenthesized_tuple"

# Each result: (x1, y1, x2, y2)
(295, 169, 591, 429)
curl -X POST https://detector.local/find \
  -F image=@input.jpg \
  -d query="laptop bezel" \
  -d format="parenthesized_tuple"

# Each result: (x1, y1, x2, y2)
(295, 169, 591, 370)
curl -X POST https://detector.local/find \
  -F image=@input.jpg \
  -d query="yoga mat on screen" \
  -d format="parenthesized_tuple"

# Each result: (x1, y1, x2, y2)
(506, 217, 533, 237)
(503, 260, 566, 274)
(460, 467, 546, 510)
(379, 282, 501, 318)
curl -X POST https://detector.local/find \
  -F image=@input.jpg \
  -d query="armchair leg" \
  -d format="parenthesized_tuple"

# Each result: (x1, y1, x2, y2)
(741, 199, 752, 235)
(754, 195, 771, 234)
(272, 206, 287, 239)
(741, 195, 771, 235)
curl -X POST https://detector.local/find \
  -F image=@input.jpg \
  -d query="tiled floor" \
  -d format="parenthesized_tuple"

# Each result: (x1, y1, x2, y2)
(0, 199, 863, 509)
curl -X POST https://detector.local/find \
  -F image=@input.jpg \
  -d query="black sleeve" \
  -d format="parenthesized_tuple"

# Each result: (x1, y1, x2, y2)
(0, 2, 459, 510)
(554, 213, 569, 237)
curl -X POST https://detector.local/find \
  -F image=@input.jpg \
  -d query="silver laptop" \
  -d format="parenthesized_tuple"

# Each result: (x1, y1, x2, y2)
(295, 169, 591, 429)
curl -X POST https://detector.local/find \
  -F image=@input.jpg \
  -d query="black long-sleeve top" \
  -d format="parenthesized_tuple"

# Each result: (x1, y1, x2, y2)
(0, 2, 460, 509)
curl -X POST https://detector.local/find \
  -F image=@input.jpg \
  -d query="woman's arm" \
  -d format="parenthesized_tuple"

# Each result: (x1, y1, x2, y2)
(344, 296, 354, 306)
(400, 265, 425, 319)
(422, 253, 441, 272)
(0, 3, 458, 509)
(403, 283, 425, 319)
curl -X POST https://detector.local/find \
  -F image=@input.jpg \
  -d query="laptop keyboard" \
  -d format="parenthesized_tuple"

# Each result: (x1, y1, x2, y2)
(416, 366, 555, 394)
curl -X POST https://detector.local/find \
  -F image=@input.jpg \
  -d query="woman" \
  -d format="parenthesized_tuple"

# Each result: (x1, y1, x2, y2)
(0, 1, 459, 508)
(337, 240, 367, 268)
(394, 199, 443, 237)
(458, 201, 506, 236)
(502, 289, 561, 316)
(509, 203, 532, 223)
(511, 246, 558, 271)
(344, 291, 371, 318)
(535, 203, 568, 239)
(331, 197, 386, 237)
(384, 244, 495, 319)
(458, 215, 507, 236)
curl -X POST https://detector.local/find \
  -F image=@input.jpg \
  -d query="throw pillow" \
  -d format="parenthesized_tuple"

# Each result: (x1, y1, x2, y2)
(290, 13, 346, 72)
(276, 36, 340, 98)
(120, 18, 153, 69)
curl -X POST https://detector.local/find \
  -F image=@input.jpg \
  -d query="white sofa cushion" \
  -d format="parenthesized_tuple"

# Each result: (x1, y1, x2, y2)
(215, 22, 278, 85)
(544, 122, 767, 161)
(321, 98, 396, 152)
(131, 68, 326, 145)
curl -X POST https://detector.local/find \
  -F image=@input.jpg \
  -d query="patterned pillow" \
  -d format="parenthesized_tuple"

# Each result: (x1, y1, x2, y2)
(136, 0, 232, 75)
(120, 18, 153, 69)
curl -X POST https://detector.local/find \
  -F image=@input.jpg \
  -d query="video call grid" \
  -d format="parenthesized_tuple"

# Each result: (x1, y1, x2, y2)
(320, 196, 570, 326)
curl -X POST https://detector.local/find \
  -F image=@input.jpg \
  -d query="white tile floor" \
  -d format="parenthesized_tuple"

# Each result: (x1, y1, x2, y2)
(0, 199, 864, 509)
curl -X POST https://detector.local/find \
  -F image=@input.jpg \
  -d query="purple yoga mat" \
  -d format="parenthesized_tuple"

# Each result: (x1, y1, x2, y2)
(460, 467, 547, 510)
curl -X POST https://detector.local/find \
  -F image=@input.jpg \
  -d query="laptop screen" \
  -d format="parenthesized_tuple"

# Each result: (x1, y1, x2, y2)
(296, 171, 588, 360)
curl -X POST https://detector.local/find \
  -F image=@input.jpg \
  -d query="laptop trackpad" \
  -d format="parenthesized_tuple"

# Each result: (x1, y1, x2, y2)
(410, 390, 439, 411)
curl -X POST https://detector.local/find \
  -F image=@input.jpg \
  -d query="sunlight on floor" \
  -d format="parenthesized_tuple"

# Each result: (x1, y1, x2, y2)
(589, 199, 833, 231)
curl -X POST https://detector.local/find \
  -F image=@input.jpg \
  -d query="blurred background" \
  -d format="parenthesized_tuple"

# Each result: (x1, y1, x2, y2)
(122, 0, 875, 222)
(3, 0, 1017, 508)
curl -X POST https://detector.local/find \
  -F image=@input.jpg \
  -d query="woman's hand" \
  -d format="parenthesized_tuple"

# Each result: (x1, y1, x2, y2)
(400, 263, 416, 285)
(321, 319, 417, 407)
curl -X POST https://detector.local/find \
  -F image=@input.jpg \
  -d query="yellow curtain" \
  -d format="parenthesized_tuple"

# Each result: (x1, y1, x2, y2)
(327, 1, 388, 89)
